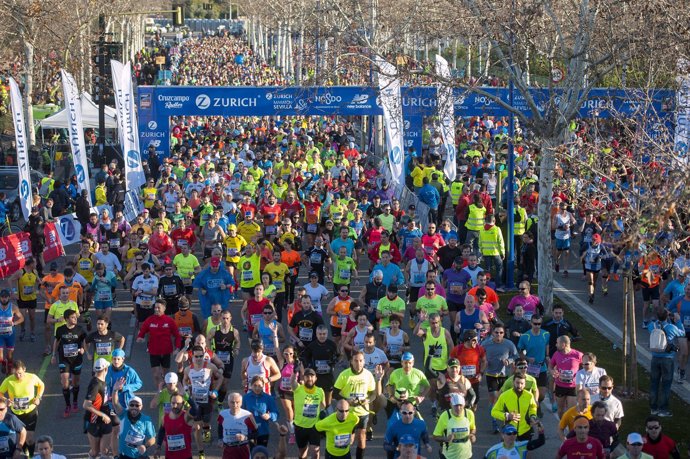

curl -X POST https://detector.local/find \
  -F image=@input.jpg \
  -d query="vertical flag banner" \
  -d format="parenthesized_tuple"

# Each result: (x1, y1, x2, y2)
(8, 78, 32, 221)
(111, 60, 147, 192)
(675, 59, 690, 161)
(375, 57, 405, 189)
(60, 70, 92, 202)
(0, 232, 32, 279)
(43, 222, 65, 262)
(435, 55, 457, 181)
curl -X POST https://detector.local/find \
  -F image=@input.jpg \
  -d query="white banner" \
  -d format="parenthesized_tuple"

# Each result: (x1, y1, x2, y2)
(375, 57, 405, 188)
(123, 190, 145, 222)
(8, 78, 32, 221)
(675, 59, 690, 160)
(55, 214, 82, 247)
(111, 60, 147, 192)
(435, 55, 457, 182)
(60, 70, 92, 202)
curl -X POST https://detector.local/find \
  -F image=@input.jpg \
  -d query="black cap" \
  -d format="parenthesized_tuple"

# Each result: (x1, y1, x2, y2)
(454, 256, 464, 265)
(463, 329, 478, 341)
(49, 262, 58, 270)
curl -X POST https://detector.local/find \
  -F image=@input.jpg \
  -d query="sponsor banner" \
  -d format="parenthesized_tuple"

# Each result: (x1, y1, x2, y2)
(0, 232, 32, 279)
(403, 116, 423, 159)
(376, 57, 406, 188)
(435, 55, 457, 182)
(675, 59, 690, 159)
(60, 70, 92, 202)
(55, 214, 82, 247)
(112, 60, 147, 192)
(43, 222, 65, 262)
(8, 78, 32, 221)
(123, 191, 145, 223)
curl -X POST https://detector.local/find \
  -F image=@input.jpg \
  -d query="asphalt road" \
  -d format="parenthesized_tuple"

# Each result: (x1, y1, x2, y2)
(1, 246, 567, 459)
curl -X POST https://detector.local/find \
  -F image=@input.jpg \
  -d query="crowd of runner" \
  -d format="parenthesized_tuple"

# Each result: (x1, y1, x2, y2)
(0, 27, 688, 459)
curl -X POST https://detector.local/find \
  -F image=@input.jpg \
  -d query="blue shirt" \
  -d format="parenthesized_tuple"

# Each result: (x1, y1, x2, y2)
(242, 391, 279, 437)
(118, 412, 156, 458)
(667, 296, 690, 331)
(384, 417, 429, 457)
(398, 228, 423, 253)
(330, 237, 355, 258)
(647, 320, 685, 358)
(106, 364, 143, 406)
(418, 184, 440, 210)
(663, 280, 685, 303)
(370, 262, 404, 287)
(517, 330, 550, 372)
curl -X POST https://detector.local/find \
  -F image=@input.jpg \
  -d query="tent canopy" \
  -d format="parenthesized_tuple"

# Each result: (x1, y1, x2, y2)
(39, 92, 118, 129)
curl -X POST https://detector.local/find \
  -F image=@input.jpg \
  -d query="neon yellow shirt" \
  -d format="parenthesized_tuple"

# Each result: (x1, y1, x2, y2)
(293, 384, 325, 428)
(0, 373, 44, 415)
(333, 368, 376, 417)
(315, 411, 358, 457)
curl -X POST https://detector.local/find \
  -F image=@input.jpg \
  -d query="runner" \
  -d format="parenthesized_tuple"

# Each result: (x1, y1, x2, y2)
(209, 310, 241, 404)
(0, 360, 44, 457)
(291, 365, 325, 459)
(10, 257, 39, 343)
(52, 309, 86, 418)
(484, 424, 546, 459)
(131, 263, 159, 325)
(90, 263, 118, 320)
(183, 345, 223, 452)
(111, 388, 156, 459)
(136, 300, 182, 389)
(85, 316, 124, 367)
(240, 340, 281, 394)
(0, 289, 23, 373)
(155, 392, 197, 459)
(217, 392, 257, 459)
(431, 393, 476, 459)
(314, 399, 358, 459)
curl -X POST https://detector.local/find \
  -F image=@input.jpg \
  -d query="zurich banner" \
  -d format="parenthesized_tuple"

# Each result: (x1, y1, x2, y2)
(138, 85, 674, 158)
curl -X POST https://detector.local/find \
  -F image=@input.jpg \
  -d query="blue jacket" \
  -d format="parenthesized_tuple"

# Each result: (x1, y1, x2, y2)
(242, 391, 279, 437)
(418, 184, 440, 210)
(384, 417, 429, 456)
(193, 266, 235, 318)
(370, 262, 405, 287)
(105, 364, 143, 406)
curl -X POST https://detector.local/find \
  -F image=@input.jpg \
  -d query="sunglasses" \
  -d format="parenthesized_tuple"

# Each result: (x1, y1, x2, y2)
(600, 386, 613, 390)
(337, 409, 349, 413)
(532, 322, 542, 326)
(504, 432, 517, 436)
(128, 404, 141, 408)
(401, 411, 415, 415)
(646, 425, 660, 430)
(263, 312, 273, 315)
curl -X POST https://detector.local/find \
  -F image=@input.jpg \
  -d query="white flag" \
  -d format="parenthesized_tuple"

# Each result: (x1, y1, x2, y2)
(111, 60, 146, 192)
(8, 78, 32, 221)
(375, 57, 405, 188)
(435, 55, 457, 182)
(60, 70, 92, 203)
(675, 59, 690, 161)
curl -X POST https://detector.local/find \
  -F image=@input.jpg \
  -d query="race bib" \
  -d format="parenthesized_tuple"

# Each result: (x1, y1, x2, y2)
(524, 311, 534, 321)
(207, 279, 222, 289)
(303, 403, 318, 418)
(339, 269, 351, 280)
(461, 365, 477, 377)
(23, 286, 33, 295)
(273, 280, 283, 290)
(242, 271, 254, 281)
(13, 397, 29, 410)
(139, 296, 154, 308)
(370, 300, 378, 310)
(307, 224, 318, 233)
(182, 277, 193, 286)
(250, 314, 262, 325)
(163, 284, 178, 296)
(299, 327, 313, 341)
(315, 360, 330, 373)
(0, 319, 12, 335)
(125, 428, 146, 448)
(166, 434, 185, 451)
(309, 253, 322, 264)
(559, 369, 574, 384)
(179, 327, 192, 337)
(527, 363, 541, 376)
(265, 225, 277, 235)
(63, 343, 79, 358)
(95, 341, 112, 356)
(217, 351, 231, 364)
(280, 376, 291, 391)
(413, 273, 425, 284)
(192, 386, 209, 403)
(110, 238, 121, 249)
(334, 434, 350, 448)
(177, 239, 188, 248)
(0, 437, 9, 453)
(97, 290, 112, 302)
(684, 315, 690, 328)
(338, 314, 348, 328)
(450, 283, 463, 295)
(79, 261, 90, 270)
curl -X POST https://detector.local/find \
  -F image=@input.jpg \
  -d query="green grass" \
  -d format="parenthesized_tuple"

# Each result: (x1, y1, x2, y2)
(496, 292, 689, 450)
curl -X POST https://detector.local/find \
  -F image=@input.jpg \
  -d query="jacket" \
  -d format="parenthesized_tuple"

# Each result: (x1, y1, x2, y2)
(491, 388, 537, 436)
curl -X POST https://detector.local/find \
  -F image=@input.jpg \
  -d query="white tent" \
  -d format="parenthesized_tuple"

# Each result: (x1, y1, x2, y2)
(39, 92, 118, 129)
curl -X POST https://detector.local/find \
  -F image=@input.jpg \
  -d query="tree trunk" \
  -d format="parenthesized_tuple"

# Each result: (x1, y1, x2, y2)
(297, 24, 304, 83)
(537, 131, 566, 314)
(467, 42, 472, 78)
(24, 40, 36, 147)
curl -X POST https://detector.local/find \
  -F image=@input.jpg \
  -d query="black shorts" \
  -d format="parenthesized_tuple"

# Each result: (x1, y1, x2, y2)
(203, 247, 216, 259)
(315, 374, 334, 392)
(486, 375, 507, 393)
(241, 287, 255, 296)
(135, 305, 154, 324)
(59, 358, 83, 375)
(14, 409, 38, 431)
(555, 385, 577, 397)
(536, 371, 548, 387)
(354, 414, 369, 430)
(642, 285, 660, 301)
(18, 299, 37, 310)
(447, 300, 464, 312)
(278, 388, 294, 400)
(184, 285, 194, 295)
(408, 286, 422, 303)
(330, 325, 343, 338)
(194, 401, 213, 423)
(585, 269, 600, 275)
(602, 259, 613, 271)
(222, 358, 235, 379)
(85, 420, 113, 437)
(150, 354, 171, 368)
(294, 425, 320, 448)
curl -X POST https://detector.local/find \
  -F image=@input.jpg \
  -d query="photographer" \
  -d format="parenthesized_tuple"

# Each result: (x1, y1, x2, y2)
(647, 308, 685, 417)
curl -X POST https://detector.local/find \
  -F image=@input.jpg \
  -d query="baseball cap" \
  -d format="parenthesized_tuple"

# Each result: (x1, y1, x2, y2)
(49, 262, 58, 271)
(627, 433, 644, 445)
(0, 289, 9, 297)
(210, 257, 221, 267)
(112, 349, 126, 358)
(128, 396, 143, 406)
(463, 329, 478, 341)
(303, 368, 316, 376)
(593, 234, 602, 243)
(447, 358, 460, 368)
(450, 393, 465, 406)
(454, 256, 464, 265)
(228, 224, 237, 231)
(94, 358, 110, 371)
(399, 434, 417, 445)
(395, 388, 409, 399)
(502, 425, 518, 434)
(165, 372, 179, 384)
(401, 352, 414, 362)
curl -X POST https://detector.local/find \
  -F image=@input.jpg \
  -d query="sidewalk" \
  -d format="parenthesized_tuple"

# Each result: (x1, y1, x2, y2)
(554, 280, 690, 404)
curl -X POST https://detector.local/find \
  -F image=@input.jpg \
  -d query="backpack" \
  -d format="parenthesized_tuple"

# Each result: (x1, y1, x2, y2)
(649, 324, 669, 353)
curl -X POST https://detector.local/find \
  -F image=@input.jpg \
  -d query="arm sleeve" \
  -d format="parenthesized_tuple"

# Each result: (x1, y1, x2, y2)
(526, 431, 545, 450)
(217, 415, 224, 439)
(156, 425, 165, 447)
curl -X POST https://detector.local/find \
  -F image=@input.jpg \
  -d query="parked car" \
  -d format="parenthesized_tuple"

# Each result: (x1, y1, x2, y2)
(0, 166, 46, 222)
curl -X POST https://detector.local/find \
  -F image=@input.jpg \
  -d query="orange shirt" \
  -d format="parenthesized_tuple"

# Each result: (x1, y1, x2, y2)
(281, 250, 301, 276)
(41, 273, 65, 308)
(467, 286, 499, 305)
(450, 343, 486, 383)
(51, 282, 83, 306)
(639, 257, 663, 287)
(330, 297, 352, 328)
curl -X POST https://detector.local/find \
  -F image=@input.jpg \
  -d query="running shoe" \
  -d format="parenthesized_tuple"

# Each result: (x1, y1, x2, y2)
(602, 286, 609, 296)
(63, 406, 70, 418)
(678, 369, 686, 383)
(588, 295, 594, 304)
(72, 401, 79, 413)
(289, 433, 296, 445)
(366, 428, 373, 441)
(552, 402, 558, 413)
(30, 333, 36, 342)
(203, 429, 211, 443)
(555, 264, 560, 273)
(563, 270, 569, 278)
(431, 405, 438, 419)
(198, 451, 205, 459)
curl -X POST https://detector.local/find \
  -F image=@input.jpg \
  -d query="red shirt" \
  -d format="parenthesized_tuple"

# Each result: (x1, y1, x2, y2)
(642, 434, 678, 459)
(148, 232, 174, 257)
(171, 228, 197, 253)
(557, 437, 605, 459)
(450, 343, 486, 384)
(261, 204, 282, 226)
(239, 202, 258, 219)
(246, 298, 271, 333)
(162, 412, 193, 459)
(281, 199, 303, 218)
(137, 314, 182, 355)
(304, 201, 321, 224)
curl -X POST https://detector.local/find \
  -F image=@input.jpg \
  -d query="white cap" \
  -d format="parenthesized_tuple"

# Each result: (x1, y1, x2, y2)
(450, 393, 465, 406)
(94, 358, 110, 371)
(165, 372, 179, 384)
(128, 396, 143, 406)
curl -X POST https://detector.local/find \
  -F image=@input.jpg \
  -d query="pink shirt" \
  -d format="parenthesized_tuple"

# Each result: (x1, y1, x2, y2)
(507, 294, 543, 319)
(550, 349, 583, 388)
